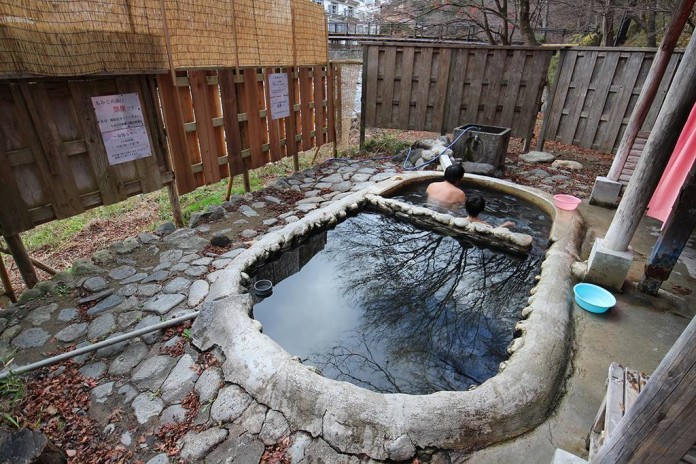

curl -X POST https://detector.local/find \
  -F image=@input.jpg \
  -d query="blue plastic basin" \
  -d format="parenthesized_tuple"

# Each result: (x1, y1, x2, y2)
(573, 283, 616, 313)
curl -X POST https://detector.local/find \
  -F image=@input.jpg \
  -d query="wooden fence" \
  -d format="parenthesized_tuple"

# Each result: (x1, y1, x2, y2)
(0, 65, 339, 234)
(540, 47, 684, 154)
(0, 66, 339, 292)
(0, 75, 171, 238)
(157, 65, 336, 195)
(360, 43, 556, 145)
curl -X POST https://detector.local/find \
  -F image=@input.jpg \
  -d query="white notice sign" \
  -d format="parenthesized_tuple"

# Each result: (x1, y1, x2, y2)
(268, 73, 290, 120)
(91, 93, 152, 165)
(101, 126, 152, 164)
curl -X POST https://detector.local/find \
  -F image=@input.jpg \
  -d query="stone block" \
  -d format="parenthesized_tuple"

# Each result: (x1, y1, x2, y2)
(205, 432, 265, 464)
(589, 176, 622, 207)
(0, 428, 67, 464)
(585, 238, 633, 291)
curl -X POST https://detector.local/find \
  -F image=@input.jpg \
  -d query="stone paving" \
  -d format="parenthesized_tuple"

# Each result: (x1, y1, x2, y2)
(506, 151, 593, 197)
(0, 159, 464, 463)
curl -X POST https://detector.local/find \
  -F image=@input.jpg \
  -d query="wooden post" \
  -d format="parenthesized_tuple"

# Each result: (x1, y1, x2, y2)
(639, 160, 696, 295)
(166, 181, 184, 228)
(590, 316, 696, 463)
(359, 45, 368, 148)
(28, 258, 56, 276)
(158, 0, 177, 85)
(291, 5, 300, 173)
(225, 174, 234, 202)
(606, 0, 695, 181)
(0, 247, 56, 276)
(522, 134, 533, 153)
(228, 0, 251, 193)
(602, 30, 696, 252)
(537, 48, 566, 152)
(219, 69, 245, 197)
(157, 74, 196, 195)
(4, 234, 38, 289)
(0, 252, 16, 303)
(242, 170, 252, 193)
(310, 145, 322, 166)
(325, 16, 338, 158)
(335, 63, 344, 148)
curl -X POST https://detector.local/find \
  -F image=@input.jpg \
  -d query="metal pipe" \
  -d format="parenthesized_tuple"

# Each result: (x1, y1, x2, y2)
(0, 311, 199, 380)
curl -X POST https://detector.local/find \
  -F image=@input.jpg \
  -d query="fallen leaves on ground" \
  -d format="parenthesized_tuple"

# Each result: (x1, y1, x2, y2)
(261, 436, 291, 464)
(672, 285, 692, 295)
(154, 391, 203, 458)
(10, 361, 135, 463)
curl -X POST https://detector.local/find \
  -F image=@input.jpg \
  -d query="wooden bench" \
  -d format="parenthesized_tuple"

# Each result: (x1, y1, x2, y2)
(588, 363, 696, 463)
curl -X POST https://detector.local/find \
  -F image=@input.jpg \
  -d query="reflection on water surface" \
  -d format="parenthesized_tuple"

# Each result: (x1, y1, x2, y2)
(252, 204, 548, 394)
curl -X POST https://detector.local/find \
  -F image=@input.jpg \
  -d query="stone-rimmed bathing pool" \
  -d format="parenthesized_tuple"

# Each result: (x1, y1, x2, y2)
(249, 180, 551, 395)
(191, 172, 582, 460)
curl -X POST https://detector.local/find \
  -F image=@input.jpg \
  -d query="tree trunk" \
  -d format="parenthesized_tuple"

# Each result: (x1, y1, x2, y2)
(614, 13, 632, 46)
(500, 0, 510, 45)
(602, 0, 615, 46)
(481, 7, 497, 44)
(646, 0, 657, 47)
(519, 0, 539, 45)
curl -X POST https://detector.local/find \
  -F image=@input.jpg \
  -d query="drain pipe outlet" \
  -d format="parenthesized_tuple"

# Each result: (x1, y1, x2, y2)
(0, 311, 199, 380)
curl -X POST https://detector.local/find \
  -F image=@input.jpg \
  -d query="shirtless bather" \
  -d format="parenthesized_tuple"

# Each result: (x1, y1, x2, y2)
(426, 165, 466, 204)
(465, 193, 515, 229)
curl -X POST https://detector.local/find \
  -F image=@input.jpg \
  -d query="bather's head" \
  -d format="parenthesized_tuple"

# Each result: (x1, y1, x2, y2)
(444, 164, 465, 185)
(465, 192, 485, 218)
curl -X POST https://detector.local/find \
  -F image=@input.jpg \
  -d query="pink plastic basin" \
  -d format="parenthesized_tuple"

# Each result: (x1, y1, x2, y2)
(554, 194, 581, 211)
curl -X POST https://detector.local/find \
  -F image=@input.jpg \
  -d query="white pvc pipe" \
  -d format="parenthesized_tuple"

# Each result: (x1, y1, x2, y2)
(0, 311, 199, 380)
(439, 154, 452, 170)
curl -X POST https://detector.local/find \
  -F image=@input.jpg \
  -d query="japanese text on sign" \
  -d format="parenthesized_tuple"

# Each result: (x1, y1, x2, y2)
(91, 93, 152, 165)
(268, 73, 290, 120)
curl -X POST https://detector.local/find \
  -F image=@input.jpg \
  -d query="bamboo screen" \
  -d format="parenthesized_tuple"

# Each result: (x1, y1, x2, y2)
(0, 0, 328, 77)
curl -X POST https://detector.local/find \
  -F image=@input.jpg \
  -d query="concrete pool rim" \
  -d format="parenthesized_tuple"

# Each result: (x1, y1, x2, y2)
(191, 171, 582, 460)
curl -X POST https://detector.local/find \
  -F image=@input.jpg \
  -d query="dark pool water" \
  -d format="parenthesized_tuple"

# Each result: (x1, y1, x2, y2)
(251, 190, 550, 394)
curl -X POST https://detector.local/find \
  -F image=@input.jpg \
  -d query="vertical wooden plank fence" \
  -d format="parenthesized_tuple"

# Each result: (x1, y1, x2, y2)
(361, 43, 555, 144)
(0, 76, 172, 236)
(541, 47, 685, 154)
(160, 66, 335, 195)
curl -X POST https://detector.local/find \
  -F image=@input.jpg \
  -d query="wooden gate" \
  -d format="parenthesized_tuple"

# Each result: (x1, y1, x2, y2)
(541, 47, 684, 154)
(361, 43, 556, 145)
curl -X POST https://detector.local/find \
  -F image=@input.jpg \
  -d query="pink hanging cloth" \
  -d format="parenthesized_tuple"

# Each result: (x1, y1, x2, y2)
(646, 102, 696, 227)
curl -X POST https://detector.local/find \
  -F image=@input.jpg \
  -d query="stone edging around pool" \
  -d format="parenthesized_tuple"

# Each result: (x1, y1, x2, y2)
(191, 171, 584, 461)
(363, 194, 534, 254)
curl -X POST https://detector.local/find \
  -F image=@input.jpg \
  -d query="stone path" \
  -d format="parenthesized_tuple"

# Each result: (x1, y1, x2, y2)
(0, 159, 461, 463)
(505, 152, 594, 197)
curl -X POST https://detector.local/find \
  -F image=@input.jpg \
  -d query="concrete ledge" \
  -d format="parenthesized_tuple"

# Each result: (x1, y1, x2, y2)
(191, 172, 583, 460)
